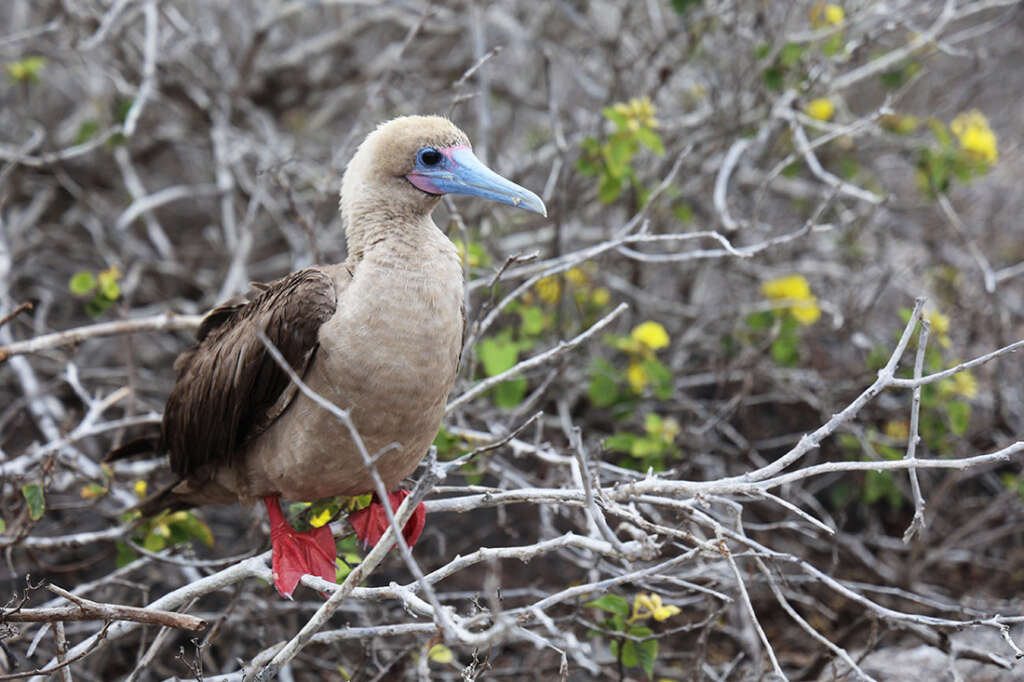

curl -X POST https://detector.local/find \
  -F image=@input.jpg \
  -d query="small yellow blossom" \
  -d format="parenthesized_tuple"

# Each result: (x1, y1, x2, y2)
(428, 644, 454, 664)
(631, 321, 670, 350)
(761, 274, 821, 325)
(591, 287, 611, 307)
(535, 275, 561, 304)
(884, 420, 910, 441)
(631, 593, 682, 623)
(613, 96, 659, 131)
(810, 3, 845, 27)
(805, 98, 836, 122)
(627, 362, 649, 393)
(566, 267, 588, 286)
(790, 299, 822, 325)
(309, 507, 333, 528)
(924, 309, 951, 348)
(952, 371, 978, 399)
(950, 110, 998, 164)
(761, 274, 811, 301)
(823, 4, 845, 25)
(133, 479, 148, 498)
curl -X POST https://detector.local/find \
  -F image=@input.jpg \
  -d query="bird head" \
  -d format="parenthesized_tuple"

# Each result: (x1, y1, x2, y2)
(341, 115, 546, 226)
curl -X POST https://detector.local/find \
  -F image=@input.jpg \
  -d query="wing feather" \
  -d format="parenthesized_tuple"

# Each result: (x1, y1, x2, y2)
(162, 269, 338, 479)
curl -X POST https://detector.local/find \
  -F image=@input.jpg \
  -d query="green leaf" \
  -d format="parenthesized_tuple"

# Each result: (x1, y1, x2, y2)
(673, 202, 694, 223)
(598, 173, 623, 204)
(0, 517, 6, 533)
(493, 378, 527, 409)
(620, 639, 639, 667)
(637, 637, 658, 678)
(770, 335, 799, 367)
(635, 128, 664, 155)
(584, 594, 630, 619)
(642, 358, 673, 400)
(605, 138, 634, 176)
(97, 271, 120, 300)
(778, 42, 804, 68)
(746, 310, 775, 332)
(6, 56, 46, 83)
(519, 306, 546, 336)
(114, 97, 134, 124)
(946, 400, 971, 436)
(75, 120, 100, 145)
(69, 271, 96, 295)
(478, 335, 519, 376)
(604, 433, 638, 454)
(864, 470, 903, 510)
(762, 66, 783, 91)
(115, 541, 138, 567)
(174, 511, 215, 546)
(22, 483, 45, 520)
(836, 433, 860, 451)
(602, 107, 629, 130)
(670, 0, 702, 14)
(143, 530, 167, 552)
(85, 297, 114, 318)
(588, 360, 620, 408)
(821, 33, 844, 57)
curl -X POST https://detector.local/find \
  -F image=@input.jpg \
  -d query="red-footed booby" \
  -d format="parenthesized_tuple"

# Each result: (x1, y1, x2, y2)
(114, 116, 545, 598)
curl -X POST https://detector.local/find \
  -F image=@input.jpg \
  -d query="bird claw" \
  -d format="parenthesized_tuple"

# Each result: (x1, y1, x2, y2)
(264, 496, 337, 599)
(348, 490, 426, 548)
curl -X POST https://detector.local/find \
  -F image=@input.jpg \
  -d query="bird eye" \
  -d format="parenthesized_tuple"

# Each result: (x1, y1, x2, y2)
(418, 148, 443, 166)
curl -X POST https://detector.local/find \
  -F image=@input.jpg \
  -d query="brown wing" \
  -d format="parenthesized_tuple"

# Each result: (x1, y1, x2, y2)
(162, 268, 338, 480)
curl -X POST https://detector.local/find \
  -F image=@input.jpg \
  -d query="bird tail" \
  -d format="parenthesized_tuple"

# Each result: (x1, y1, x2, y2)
(105, 436, 161, 463)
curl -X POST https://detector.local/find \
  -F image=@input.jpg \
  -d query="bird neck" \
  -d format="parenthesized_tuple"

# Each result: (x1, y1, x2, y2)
(344, 209, 454, 270)
(342, 188, 446, 260)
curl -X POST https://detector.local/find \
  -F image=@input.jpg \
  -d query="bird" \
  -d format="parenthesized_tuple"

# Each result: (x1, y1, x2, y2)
(111, 116, 546, 598)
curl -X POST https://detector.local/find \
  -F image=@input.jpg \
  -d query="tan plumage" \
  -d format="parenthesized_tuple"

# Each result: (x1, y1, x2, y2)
(126, 116, 471, 510)
(111, 115, 545, 596)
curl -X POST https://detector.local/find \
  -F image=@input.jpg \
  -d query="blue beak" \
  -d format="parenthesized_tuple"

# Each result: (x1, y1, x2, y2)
(407, 146, 547, 217)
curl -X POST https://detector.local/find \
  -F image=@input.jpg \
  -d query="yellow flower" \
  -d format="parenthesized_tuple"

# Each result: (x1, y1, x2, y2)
(884, 420, 909, 441)
(309, 507, 333, 528)
(428, 644, 454, 664)
(925, 309, 951, 348)
(627, 362, 649, 393)
(950, 110, 998, 164)
(761, 274, 811, 301)
(823, 4, 845, 25)
(566, 267, 588, 286)
(952, 371, 978, 399)
(133, 479, 148, 498)
(631, 593, 681, 622)
(535, 275, 561, 304)
(631, 321, 670, 350)
(810, 3, 845, 27)
(613, 96, 659, 130)
(761, 274, 821, 325)
(591, 287, 611, 307)
(805, 98, 835, 122)
(790, 299, 822, 325)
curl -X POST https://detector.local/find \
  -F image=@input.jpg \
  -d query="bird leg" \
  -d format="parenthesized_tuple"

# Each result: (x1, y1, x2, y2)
(347, 490, 426, 548)
(263, 495, 337, 599)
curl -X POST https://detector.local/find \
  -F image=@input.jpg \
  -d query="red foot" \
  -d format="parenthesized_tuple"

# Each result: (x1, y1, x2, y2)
(347, 490, 426, 548)
(263, 496, 337, 599)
